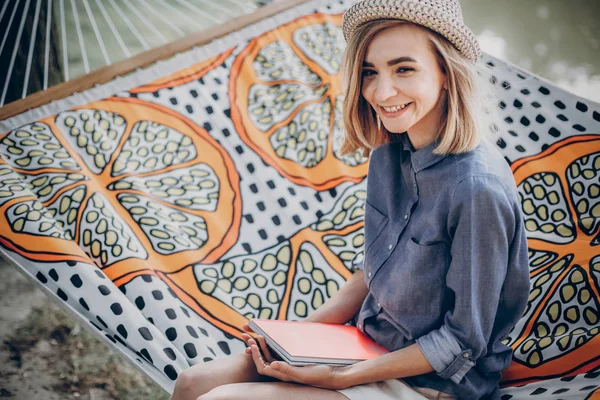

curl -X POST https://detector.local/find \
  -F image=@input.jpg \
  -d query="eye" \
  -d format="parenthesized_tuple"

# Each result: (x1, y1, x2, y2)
(397, 67, 413, 73)
(361, 69, 375, 77)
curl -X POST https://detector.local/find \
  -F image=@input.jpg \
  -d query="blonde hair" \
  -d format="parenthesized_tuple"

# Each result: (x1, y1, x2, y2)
(339, 19, 499, 158)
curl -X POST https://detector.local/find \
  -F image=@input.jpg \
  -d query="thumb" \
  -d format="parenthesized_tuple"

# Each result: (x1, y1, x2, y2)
(271, 360, 289, 373)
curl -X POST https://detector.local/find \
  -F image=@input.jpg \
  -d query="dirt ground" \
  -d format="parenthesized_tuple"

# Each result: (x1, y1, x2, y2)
(0, 260, 169, 400)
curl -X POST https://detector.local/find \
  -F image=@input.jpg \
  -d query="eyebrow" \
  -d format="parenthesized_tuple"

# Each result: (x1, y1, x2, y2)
(362, 56, 417, 67)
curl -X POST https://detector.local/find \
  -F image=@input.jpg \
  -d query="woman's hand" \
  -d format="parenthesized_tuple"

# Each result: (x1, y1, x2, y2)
(241, 324, 348, 390)
(240, 323, 277, 364)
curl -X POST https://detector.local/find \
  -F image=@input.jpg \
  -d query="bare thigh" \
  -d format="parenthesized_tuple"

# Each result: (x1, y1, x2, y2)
(199, 381, 348, 400)
(170, 353, 276, 400)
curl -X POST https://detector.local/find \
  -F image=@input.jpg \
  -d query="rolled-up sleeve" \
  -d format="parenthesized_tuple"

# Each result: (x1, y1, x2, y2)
(416, 175, 516, 384)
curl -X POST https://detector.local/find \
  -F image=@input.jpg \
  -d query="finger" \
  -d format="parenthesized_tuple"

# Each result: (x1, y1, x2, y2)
(247, 337, 271, 360)
(249, 344, 270, 375)
(249, 344, 265, 367)
(241, 333, 252, 343)
(255, 335, 276, 363)
(263, 366, 290, 382)
(241, 334, 253, 352)
(247, 337, 268, 362)
(250, 345, 292, 381)
(269, 361, 295, 378)
(249, 344, 291, 381)
(265, 360, 298, 382)
(242, 326, 257, 340)
(241, 333, 256, 344)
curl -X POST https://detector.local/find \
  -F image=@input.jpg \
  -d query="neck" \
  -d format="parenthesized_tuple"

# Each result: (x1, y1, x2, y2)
(406, 93, 447, 150)
(406, 130, 437, 150)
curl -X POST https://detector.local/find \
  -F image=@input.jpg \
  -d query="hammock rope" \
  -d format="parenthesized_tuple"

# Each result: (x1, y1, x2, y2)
(0, 0, 266, 107)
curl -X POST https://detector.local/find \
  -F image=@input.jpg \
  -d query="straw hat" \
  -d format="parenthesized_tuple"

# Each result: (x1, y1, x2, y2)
(342, 0, 481, 64)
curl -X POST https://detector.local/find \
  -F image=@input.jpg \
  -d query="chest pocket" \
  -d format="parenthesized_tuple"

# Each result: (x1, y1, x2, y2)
(375, 237, 448, 316)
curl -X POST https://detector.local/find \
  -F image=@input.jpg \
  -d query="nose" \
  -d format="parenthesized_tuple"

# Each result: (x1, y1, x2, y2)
(373, 75, 399, 104)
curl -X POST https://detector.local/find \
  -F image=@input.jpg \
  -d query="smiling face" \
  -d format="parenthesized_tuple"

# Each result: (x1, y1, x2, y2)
(361, 23, 448, 150)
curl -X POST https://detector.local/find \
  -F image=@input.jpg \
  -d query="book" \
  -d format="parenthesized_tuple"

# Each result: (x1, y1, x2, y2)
(248, 319, 389, 366)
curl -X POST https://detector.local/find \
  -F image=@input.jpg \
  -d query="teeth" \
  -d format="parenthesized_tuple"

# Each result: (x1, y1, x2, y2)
(382, 103, 410, 112)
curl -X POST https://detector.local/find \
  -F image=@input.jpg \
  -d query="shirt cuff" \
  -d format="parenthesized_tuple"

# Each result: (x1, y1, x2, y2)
(415, 325, 476, 384)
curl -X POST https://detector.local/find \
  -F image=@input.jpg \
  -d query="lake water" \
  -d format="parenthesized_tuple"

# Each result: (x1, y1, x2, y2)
(65, 0, 600, 103)
(460, 0, 599, 102)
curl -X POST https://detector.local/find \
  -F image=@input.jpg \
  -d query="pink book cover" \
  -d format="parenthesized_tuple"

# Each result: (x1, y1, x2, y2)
(249, 319, 389, 363)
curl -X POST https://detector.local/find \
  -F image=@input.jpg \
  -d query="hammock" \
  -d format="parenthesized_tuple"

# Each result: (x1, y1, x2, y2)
(0, 0, 265, 106)
(1, 0, 599, 397)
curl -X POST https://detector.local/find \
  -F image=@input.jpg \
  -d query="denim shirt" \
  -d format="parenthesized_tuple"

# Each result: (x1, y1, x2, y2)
(352, 132, 530, 400)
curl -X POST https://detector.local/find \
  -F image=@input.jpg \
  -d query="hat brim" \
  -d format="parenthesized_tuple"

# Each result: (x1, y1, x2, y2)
(342, 1, 481, 64)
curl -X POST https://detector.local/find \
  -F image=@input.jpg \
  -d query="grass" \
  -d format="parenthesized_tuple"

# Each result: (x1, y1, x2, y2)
(5, 304, 170, 400)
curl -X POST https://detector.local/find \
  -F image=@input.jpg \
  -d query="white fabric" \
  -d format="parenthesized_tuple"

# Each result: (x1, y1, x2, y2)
(336, 379, 455, 400)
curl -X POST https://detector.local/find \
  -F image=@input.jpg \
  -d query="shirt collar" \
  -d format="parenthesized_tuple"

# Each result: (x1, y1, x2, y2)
(389, 131, 448, 173)
(388, 131, 411, 150)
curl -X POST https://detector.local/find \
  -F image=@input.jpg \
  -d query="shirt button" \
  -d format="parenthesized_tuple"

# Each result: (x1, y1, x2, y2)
(377, 303, 381, 308)
(388, 244, 393, 250)
(368, 272, 372, 278)
(404, 214, 408, 220)
(463, 353, 470, 358)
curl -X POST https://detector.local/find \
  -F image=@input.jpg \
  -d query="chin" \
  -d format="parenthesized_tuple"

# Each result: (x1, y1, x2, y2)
(384, 124, 411, 134)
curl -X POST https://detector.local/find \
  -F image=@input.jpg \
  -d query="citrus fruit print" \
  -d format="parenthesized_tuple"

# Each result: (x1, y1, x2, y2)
(501, 135, 600, 386)
(158, 185, 366, 337)
(0, 98, 242, 285)
(2, 0, 600, 395)
(130, 48, 235, 94)
(230, 13, 368, 190)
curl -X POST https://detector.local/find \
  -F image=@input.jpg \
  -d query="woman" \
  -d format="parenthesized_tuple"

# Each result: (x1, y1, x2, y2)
(170, 0, 530, 399)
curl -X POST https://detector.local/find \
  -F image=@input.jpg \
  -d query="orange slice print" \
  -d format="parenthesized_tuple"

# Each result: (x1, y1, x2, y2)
(130, 48, 235, 94)
(230, 13, 368, 191)
(501, 135, 600, 386)
(0, 98, 241, 286)
(159, 186, 366, 338)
